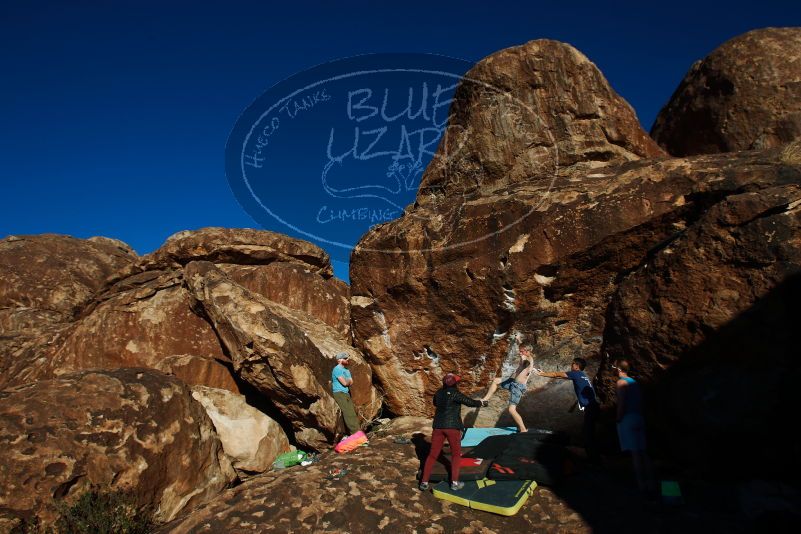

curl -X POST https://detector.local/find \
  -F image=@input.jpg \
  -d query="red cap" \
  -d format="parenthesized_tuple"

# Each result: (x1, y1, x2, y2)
(443, 373, 461, 387)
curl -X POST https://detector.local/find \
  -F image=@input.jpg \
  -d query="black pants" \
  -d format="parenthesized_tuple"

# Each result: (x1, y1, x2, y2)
(583, 402, 601, 462)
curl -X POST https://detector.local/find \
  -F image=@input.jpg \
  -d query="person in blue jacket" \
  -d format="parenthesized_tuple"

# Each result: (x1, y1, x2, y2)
(536, 357, 601, 464)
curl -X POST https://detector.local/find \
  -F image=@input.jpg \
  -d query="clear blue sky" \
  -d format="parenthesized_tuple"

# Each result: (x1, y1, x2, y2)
(2, 1, 799, 281)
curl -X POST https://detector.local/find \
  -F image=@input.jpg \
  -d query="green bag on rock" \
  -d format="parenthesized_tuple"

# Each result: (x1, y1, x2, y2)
(272, 450, 307, 469)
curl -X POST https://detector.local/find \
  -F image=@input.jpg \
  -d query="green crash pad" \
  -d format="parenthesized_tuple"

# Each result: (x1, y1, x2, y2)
(432, 478, 537, 516)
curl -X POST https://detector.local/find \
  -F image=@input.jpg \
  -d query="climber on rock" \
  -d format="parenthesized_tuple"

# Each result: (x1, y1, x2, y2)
(480, 345, 535, 432)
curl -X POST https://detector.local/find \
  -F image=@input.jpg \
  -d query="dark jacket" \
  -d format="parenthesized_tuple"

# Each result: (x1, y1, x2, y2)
(432, 386, 483, 430)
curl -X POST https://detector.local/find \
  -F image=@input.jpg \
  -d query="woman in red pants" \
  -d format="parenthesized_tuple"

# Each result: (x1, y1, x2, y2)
(419, 373, 487, 491)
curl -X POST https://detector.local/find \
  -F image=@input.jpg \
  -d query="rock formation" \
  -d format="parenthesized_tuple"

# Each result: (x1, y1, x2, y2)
(220, 262, 351, 338)
(3, 28, 801, 532)
(140, 227, 332, 276)
(0, 234, 137, 325)
(0, 368, 236, 530)
(351, 39, 665, 424)
(184, 261, 380, 449)
(191, 386, 291, 476)
(0, 227, 370, 526)
(652, 28, 801, 156)
(349, 38, 801, 440)
(414, 39, 663, 205)
(1, 228, 353, 398)
(2, 269, 232, 389)
(599, 167, 801, 475)
(155, 354, 240, 394)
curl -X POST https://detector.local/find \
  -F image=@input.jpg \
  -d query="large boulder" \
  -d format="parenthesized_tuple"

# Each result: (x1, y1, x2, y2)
(349, 38, 801, 437)
(600, 179, 801, 475)
(144, 227, 350, 336)
(0, 368, 236, 530)
(350, 39, 666, 424)
(0, 269, 234, 391)
(416, 39, 664, 202)
(652, 28, 801, 156)
(141, 227, 332, 276)
(220, 263, 351, 338)
(191, 386, 291, 476)
(184, 261, 380, 449)
(0, 234, 137, 325)
(0, 234, 139, 389)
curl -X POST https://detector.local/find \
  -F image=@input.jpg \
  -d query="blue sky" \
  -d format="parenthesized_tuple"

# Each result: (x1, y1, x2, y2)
(2, 1, 800, 281)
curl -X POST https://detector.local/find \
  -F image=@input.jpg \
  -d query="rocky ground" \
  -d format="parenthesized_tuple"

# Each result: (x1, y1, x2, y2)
(159, 418, 801, 534)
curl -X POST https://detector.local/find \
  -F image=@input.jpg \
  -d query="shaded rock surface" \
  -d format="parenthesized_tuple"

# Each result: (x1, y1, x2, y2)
(600, 179, 801, 475)
(0, 368, 236, 530)
(184, 261, 379, 450)
(354, 150, 800, 431)
(652, 28, 801, 156)
(191, 386, 291, 476)
(351, 39, 666, 426)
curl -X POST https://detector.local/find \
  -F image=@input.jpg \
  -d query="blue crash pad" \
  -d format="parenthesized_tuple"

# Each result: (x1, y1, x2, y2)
(461, 427, 517, 447)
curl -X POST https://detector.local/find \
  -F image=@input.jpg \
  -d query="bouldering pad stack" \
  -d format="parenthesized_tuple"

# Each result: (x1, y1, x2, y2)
(432, 478, 538, 516)
(421, 428, 573, 516)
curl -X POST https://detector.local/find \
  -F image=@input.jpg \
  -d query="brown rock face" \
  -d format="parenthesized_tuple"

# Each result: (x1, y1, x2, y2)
(0, 234, 139, 389)
(600, 180, 801, 475)
(0, 368, 236, 530)
(155, 355, 240, 394)
(350, 37, 801, 437)
(0, 234, 137, 324)
(184, 261, 379, 449)
(416, 39, 664, 202)
(351, 39, 664, 426)
(652, 28, 801, 156)
(142, 227, 333, 276)
(0, 269, 232, 390)
(220, 263, 351, 338)
(2, 228, 347, 396)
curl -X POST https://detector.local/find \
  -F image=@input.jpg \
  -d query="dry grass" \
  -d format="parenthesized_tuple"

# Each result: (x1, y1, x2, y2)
(780, 139, 801, 165)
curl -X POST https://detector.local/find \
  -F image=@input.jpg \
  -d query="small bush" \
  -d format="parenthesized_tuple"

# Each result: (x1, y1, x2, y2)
(9, 516, 44, 534)
(9, 488, 154, 534)
(54, 489, 154, 534)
